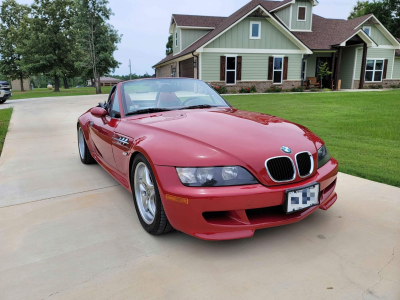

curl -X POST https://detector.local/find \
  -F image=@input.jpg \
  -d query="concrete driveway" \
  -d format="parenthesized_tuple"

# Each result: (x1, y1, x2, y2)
(0, 95, 399, 300)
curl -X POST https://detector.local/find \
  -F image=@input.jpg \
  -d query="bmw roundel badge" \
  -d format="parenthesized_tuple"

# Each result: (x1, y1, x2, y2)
(281, 146, 292, 154)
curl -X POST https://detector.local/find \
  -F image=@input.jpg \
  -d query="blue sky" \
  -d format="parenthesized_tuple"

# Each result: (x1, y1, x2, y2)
(18, 0, 359, 76)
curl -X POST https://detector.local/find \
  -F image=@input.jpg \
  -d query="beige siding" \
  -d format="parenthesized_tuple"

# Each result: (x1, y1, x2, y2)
(181, 29, 210, 50)
(11, 78, 30, 91)
(339, 47, 357, 89)
(201, 52, 302, 81)
(275, 6, 291, 28)
(393, 58, 400, 79)
(291, 0, 313, 31)
(205, 17, 299, 50)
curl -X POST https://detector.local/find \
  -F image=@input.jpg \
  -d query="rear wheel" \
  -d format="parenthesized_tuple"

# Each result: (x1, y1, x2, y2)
(131, 154, 173, 235)
(77, 125, 96, 164)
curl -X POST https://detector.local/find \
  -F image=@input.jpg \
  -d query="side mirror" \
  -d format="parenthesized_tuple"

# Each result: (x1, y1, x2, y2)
(91, 107, 107, 118)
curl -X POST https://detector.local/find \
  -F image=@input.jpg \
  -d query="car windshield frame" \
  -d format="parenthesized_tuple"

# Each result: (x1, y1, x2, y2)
(120, 78, 231, 117)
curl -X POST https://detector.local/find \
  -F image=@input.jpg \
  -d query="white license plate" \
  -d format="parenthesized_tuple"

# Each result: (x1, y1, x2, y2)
(286, 184, 320, 214)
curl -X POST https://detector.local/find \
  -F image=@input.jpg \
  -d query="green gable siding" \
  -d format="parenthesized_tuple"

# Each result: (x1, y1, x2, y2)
(365, 25, 392, 46)
(181, 29, 210, 50)
(205, 17, 299, 50)
(291, 0, 312, 31)
(305, 52, 333, 78)
(201, 52, 302, 81)
(173, 24, 181, 55)
(354, 48, 395, 80)
(275, 6, 291, 28)
(339, 47, 357, 89)
(393, 58, 400, 79)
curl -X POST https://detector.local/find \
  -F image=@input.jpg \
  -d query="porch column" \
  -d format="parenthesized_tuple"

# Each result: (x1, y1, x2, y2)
(334, 47, 342, 90)
(331, 52, 336, 90)
(359, 43, 368, 89)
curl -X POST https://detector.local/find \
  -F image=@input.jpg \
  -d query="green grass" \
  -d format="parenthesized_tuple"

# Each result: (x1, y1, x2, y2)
(10, 87, 113, 100)
(0, 108, 13, 156)
(224, 90, 400, 188)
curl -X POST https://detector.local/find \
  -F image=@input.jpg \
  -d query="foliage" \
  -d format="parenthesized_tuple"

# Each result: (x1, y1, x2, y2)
(109, 73, 153, 81)
(0, 108, 13, 156)
(213, 85, 228, 94)
(317, 62, 332, 89)
(9, 86, 112, 100)
(348, 0, 400, 39)
(224, 90, 400, 187)
(0, 0, 30, 91)
(265, 86, 283, 93)
(239, 86, 257, 93)
(365, 84, 384, 89)
(291, 86, 304, 92)
(166, 35, 173, 56)
(74, 0, 121, 94)
(390, 84, 400, 88)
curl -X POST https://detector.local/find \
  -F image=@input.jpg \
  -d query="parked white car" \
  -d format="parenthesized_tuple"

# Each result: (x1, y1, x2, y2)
(0, 81, 12, 104)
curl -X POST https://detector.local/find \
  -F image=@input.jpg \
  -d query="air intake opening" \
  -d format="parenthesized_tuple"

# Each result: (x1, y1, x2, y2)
(266, 157, 295, 182)
(296, 152, 313, 178)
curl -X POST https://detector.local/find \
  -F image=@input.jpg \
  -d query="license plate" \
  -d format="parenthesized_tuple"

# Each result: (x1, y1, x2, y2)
(285, 183, 320, 214)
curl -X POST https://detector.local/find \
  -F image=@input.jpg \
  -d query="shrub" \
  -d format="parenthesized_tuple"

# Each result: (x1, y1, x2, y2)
(377, 85, 383, 89)
(265, 86, 283, 93)
(213, 85, 228, 94)
(290, 86, 304, 93)
(239, 86, 257, 93)
(310, 88, 320, 92)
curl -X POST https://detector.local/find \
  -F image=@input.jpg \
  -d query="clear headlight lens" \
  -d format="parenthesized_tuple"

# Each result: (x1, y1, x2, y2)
(318, 145, 331, 168)
(176, 166, 258, 187)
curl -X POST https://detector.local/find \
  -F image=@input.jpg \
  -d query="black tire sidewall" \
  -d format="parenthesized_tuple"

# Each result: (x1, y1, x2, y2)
(131, 154, 164, 234)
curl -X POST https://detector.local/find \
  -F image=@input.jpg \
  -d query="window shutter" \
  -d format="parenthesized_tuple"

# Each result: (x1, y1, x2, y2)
(298, 7, 306, 20)
(268, 57, 273, 80)
(383, 59, 388, 80)
(283, 57, 289, 80)
(220, 56, 226, 81)
(237, 56, 242, 81)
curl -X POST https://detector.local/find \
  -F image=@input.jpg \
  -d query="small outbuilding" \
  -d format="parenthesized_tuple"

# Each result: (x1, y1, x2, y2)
(87, 77, 122, 87)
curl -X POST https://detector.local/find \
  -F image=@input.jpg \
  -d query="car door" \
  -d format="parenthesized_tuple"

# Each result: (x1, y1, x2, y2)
(89, 87, 120, 169)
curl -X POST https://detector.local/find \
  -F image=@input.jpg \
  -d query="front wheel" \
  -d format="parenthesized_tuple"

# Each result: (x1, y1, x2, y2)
(131, 154, 173, 235)
(77, 125, 96, 164)
(0, 99, 6, 104)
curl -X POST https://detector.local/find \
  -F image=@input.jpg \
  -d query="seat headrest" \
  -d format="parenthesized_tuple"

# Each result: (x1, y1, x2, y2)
(159, 84, 180, 93)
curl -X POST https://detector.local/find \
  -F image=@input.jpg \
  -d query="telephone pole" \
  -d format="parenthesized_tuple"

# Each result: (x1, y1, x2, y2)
(129, 59, 132, 80)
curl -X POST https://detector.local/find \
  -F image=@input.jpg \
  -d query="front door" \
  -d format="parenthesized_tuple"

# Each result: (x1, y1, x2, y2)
(316, 57, 332, 89)
(89, 87, 119, 169)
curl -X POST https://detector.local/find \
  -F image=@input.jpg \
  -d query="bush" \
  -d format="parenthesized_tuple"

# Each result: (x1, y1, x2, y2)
(239, 86, 257, 93)
(265, 86, 283, 93)
(213, 85, 228, 94)
(377, 85, 383, 89)
(310, 88, 320, 92)
(390, 84, 400, 89)
(290, 86, 304, 93)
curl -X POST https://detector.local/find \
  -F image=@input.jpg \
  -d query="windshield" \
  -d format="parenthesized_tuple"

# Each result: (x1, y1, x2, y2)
(121, 79, 230, 115)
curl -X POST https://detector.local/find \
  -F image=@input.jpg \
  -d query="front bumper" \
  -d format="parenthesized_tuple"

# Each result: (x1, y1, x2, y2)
(0, 91, 12, 100)
(154, 158, 339, 241)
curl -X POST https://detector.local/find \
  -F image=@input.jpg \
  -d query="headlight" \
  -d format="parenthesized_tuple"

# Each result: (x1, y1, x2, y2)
(176, 166, 258, 187)
(317, 145, 331, 168)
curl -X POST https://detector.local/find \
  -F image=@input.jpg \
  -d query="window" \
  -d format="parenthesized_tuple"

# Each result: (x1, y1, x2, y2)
(175, 30, 178, 47)
(226, 56, 237, 85)
(298, 6, 306, 21)
(250, 21, 261, 39)
(110, 92, 121, 118)
(273, 57, 284, 84)
(302, 60, 307, 81)
(365, 59, 384, 82)
(363, 26, 371, 36)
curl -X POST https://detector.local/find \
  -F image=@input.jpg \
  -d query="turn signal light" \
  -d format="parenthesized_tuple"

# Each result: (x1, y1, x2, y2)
(166, 194, 189, 204)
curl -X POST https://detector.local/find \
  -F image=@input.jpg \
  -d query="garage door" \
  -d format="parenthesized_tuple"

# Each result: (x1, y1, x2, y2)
(179, 58, 194, 78)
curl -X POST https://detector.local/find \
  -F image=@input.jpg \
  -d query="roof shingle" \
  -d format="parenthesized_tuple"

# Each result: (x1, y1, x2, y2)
(173, 14, 227, 28)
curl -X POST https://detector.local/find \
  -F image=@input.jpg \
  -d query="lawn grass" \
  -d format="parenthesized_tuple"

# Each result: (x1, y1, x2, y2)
(0, 108, 13, 156)
(10, 86, 112, 100)
(224, 90, 400, 188)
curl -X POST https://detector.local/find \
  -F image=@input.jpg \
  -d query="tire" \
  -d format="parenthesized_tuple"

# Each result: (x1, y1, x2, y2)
(0, 99, 6, 104)
(77, 125, 96, 164)
(131, 154, 173, 235)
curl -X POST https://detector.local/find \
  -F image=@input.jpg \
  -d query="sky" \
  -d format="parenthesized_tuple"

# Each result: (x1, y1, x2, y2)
(17, 0, 359, 76)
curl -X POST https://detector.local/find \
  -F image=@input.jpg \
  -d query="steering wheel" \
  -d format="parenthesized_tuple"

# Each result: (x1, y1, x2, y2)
(181, 97, 213, 106)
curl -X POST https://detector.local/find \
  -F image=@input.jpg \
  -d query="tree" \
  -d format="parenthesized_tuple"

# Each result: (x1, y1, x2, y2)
(348, 0, 400, 38)
(23, 0, 78, 92)
(75, 0, 121, 94)
(318, 63, 332, 89)
(0, 0, 30, 91)
(166, 35, 173, 56)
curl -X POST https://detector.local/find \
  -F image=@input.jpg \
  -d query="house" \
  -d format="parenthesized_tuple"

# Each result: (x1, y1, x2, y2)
(87, 77, 122, 87)
(153, 0, 400, 91)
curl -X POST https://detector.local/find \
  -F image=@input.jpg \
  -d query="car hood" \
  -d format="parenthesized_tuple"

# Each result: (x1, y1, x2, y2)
(124, 108, 324, 186)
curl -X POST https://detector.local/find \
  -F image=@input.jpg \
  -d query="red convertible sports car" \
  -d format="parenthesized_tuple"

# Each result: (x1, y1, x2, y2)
(77, 78, 338, 241)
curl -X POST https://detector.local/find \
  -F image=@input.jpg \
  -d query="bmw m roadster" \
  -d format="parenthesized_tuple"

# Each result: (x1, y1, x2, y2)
(77, 78, 338, 240)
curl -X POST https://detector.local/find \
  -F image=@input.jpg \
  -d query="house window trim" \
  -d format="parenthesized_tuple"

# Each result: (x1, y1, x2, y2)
(273, 56, 284, 85)
(175, 30, 178, 47)
(225, 55, 237, 85)
(363, 26, 372, 36)
(365, 58, 385, 83)
(297, 6, 307, 22)
(249, 21, 261, 40)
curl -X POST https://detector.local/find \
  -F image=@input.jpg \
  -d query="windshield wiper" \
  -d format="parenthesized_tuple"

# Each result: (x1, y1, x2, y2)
(125, 108, 172, 116)
(179, 105, 218, 110)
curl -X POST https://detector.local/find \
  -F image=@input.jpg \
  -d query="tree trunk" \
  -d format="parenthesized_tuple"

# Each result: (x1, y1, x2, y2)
(20, 75, 25, 92)
(63, 77, 69, 89)
(54, 75, 60, 92)
(96, 74, 102, 94)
